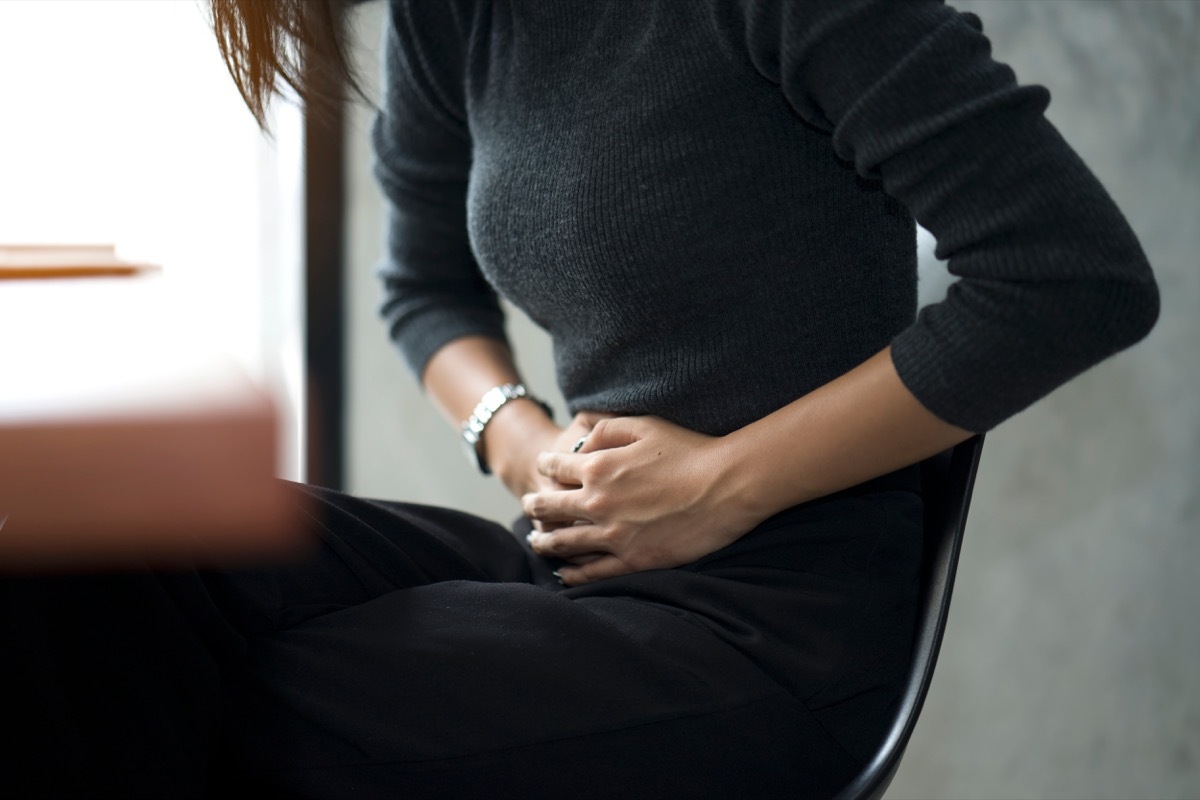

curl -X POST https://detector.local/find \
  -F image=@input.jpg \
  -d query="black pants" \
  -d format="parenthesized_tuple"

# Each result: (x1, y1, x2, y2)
(0, 468, 921, 800)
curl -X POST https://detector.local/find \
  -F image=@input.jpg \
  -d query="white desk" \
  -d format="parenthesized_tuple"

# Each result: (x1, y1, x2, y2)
(0, 273, 306, 570)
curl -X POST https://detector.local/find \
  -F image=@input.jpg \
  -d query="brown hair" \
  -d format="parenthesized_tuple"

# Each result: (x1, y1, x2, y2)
(207, 0, 360, 129)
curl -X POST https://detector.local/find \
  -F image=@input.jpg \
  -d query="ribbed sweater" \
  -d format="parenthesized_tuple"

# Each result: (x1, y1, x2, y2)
(372, 0, 1159, 436)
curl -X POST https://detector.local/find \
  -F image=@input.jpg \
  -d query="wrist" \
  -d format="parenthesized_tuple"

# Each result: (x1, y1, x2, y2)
(461, 383, 553, 474)
(486, 400, 560, 494)
(708, 428, 782, 532)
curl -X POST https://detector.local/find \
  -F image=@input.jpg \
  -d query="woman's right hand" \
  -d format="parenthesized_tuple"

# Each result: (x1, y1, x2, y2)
(490, 409, 611, 527)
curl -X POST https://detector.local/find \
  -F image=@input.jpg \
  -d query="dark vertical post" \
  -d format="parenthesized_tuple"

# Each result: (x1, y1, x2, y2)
(302, 20, 347, 491)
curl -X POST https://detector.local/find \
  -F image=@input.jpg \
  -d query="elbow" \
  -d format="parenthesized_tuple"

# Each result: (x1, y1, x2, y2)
(1102, 271, 1160, 355)
(1056, 271, 1156, 371)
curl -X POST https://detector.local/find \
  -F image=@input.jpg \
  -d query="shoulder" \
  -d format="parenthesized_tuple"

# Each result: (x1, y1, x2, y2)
(382, 0, 482, 127)
(385, 0, 479, 59)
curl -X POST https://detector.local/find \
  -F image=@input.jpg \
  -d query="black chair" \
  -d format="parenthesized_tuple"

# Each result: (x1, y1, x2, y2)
(831, 434, 986, 800)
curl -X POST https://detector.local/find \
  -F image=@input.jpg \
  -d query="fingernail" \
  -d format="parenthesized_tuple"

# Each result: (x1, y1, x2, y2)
(551, 569, 564, 586)
(525, 532, 535, 545)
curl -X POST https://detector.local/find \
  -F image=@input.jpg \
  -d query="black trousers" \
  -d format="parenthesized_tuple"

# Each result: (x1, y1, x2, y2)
(0, 467, 921, 800)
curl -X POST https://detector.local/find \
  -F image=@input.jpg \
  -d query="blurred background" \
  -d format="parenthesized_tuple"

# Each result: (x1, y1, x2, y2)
(0, 0, 306, 479)
(2, 0, 1195, 797)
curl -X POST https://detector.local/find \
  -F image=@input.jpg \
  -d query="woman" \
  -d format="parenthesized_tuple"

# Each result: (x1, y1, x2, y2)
(2, 0, 1158, 797)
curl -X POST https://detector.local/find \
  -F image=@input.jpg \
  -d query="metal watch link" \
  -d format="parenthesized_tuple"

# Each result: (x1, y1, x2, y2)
(460, 383, 553, 474)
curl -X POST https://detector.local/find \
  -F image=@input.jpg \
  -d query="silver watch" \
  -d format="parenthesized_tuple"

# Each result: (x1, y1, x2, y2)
(461, 383, 553, 474)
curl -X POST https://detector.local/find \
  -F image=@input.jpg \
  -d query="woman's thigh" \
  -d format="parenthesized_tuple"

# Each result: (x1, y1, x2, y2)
(204, 481, 540, 636)
(222, 486, 921, 798)
(226, 578, 857, 799)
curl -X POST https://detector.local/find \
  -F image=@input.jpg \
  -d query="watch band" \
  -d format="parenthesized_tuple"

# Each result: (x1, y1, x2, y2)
(461, 383, 553, 475)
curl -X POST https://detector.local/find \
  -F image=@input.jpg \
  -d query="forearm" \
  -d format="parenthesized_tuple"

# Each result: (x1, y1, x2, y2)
(524, 345, 974, 584)
(719, 346, 972, 523)
(422, 336, 559, 492)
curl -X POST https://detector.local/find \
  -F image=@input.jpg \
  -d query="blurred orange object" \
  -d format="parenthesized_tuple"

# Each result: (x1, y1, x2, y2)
(0, 243, 160, 280)
(0, 267, 307, 571)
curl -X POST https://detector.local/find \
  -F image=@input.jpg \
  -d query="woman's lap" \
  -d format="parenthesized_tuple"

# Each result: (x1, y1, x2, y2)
(216, 477, 922, 797)
(0, 474, 921, 798)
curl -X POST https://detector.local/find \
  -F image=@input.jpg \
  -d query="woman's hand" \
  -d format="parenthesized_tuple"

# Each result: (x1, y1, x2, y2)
(525, 413, 615, 534)
(522, 416, 762, 585)
(490, 409, 610, 514)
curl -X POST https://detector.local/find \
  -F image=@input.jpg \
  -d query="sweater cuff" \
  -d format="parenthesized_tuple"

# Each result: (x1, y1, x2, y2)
(890, 276, 1159, 433)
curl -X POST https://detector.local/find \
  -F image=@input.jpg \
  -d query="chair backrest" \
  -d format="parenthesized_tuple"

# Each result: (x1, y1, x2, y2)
(830, 434, 986, 800)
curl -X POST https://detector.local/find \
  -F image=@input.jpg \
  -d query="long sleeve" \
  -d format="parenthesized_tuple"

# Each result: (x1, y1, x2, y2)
(717, 0, 1160, 432)
(372, 0, 506, 379)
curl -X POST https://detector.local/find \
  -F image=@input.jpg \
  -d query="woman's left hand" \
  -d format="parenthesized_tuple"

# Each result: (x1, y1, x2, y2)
(522, 415, 761, 586)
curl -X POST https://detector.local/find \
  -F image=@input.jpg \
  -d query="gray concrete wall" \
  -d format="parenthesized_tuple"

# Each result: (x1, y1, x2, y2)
(891, 3, 1200, 798)
(343, 2, 1199, 797)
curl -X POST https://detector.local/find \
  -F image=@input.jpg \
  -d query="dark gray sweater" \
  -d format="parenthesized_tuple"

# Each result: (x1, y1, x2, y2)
(373, 0, 1159, 436)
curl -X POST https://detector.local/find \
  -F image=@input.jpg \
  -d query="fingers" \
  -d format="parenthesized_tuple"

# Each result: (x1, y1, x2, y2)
(576, 416, 641, 454)
(523, 487, 577, 522)
(556, 555, 634, 586)
(573, 410, 617, 429)
(562, 551, 606, 566)
(541, 414, 647, 475)
(535, 450, 586, 484)
(526, 524, 608, 560)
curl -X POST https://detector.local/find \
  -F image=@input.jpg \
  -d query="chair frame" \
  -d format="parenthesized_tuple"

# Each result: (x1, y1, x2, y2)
(830, 434, 986, 800)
